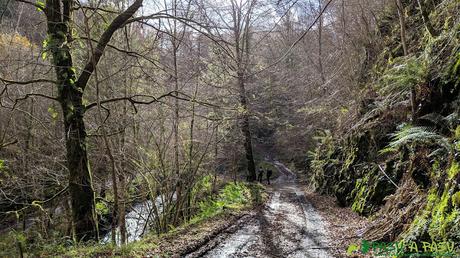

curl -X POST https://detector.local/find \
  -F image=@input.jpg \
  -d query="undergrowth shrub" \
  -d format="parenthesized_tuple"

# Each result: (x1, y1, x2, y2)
(190, 182, 251, 224)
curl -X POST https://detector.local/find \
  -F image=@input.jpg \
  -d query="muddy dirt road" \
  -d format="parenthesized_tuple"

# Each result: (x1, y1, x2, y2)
(186, 161, 332, 258)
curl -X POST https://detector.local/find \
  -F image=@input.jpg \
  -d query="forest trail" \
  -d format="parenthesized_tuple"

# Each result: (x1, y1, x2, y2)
(185, 161, 332, 258)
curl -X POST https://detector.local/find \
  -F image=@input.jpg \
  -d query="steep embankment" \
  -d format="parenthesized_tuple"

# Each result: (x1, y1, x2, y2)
(310, 0, 460, 249)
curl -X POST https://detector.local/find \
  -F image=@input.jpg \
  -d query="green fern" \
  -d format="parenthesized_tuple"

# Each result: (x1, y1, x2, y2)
(419, 112, 460, 131)
(379, 55, 428, 96)
(380, 125, 451, 154)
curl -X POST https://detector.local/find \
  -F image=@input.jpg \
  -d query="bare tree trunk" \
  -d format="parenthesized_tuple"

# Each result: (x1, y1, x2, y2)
(14, 2, 23, 32)
(118, 170, 127, 244)
(232, 0, 257, 182)
(171, 0, 183, 226)
(186, 85, 198, 219)
(318, 0, 326, 84)
(417, 0, 437, 37)
(395, 0, 408, 56)
(238, 73, 257, 182)
(108, 151, 119, 245)
(173, 44, 180, 191)
(212, 122, 219, 195)
(395, 0, 417, 121)
(118, 66, 130, 245)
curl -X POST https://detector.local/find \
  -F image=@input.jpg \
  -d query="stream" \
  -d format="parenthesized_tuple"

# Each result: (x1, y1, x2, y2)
(103, 193, 176, 244)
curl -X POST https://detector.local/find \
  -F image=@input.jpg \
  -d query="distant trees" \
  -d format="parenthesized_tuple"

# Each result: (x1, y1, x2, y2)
(198, 0, 262, 182)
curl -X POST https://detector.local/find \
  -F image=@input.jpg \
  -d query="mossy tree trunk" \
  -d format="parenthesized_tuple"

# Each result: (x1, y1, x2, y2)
(45, 0, 96, 241)
(44, 0, 143, 241)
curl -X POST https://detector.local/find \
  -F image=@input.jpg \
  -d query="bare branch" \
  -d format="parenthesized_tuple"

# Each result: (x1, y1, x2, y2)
(85, 92, 180, 111)
(0, 77, 57, 85)
(0, 139, 18, 149)
(76, 0, 143, 91)
(14, 0, 45, 11)
(85, 91, 220, 112)
(12, 93, 59, 109)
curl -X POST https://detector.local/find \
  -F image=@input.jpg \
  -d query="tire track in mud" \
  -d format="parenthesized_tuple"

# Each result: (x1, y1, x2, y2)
(185, 161, 332, 258)
(258, 194, 285, 258)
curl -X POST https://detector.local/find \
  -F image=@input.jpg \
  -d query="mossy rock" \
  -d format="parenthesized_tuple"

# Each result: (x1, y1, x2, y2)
(350, 165, 397, 216)
(403, 162, 460, 244)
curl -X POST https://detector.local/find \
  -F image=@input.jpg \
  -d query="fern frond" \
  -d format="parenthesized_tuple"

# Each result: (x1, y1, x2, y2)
(380, 126, 452, 155)
(419, 112, 460, 131)
(378, 55, 428, 96)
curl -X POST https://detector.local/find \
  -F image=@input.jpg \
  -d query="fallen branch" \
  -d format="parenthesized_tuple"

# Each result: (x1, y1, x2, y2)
(0, 139, 18, 149)
(377, 164, 399, 188)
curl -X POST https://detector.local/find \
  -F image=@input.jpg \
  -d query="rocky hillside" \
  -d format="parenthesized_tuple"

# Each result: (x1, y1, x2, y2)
(309, 0, 460, 244)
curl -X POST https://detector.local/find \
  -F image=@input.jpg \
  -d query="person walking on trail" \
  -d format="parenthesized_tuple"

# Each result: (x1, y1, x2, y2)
(258, 167, 264, 183)
(266, 169, 273, 185)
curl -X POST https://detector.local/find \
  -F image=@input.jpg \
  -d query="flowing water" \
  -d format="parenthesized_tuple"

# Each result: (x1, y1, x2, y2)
(103, 193, 175, 244)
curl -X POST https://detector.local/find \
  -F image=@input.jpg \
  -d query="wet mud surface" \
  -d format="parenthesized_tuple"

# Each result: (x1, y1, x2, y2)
(185, 162, 332, 258)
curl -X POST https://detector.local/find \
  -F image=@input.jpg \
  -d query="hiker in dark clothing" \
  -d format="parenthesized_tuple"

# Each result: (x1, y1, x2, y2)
(266, 169, 273, 185)
(258, 167, 264, 183)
